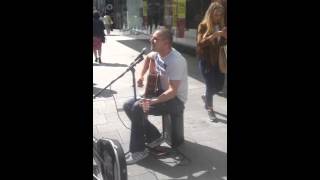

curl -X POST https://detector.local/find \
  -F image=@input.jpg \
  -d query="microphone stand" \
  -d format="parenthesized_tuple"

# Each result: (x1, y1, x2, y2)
(93, 55, 144, 100)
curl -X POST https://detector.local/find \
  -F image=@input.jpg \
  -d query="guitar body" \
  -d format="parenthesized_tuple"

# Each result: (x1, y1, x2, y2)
(144, 73, 160, 98)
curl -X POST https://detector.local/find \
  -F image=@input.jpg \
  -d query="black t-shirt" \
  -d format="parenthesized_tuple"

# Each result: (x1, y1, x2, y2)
(93, 19, 105, 37)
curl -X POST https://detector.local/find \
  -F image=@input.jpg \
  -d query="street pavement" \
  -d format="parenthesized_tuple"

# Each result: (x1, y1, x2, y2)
(93, 29, 227, 180)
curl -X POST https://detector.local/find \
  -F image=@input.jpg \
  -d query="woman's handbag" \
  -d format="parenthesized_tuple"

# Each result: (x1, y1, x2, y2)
(218, 45, 227, 74)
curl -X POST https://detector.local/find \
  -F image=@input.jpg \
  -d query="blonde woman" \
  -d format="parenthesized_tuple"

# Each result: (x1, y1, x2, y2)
(196, 2, 227, 120)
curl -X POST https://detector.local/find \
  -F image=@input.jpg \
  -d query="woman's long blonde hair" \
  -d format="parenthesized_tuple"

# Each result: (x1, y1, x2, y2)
(200, 2, 225, 35)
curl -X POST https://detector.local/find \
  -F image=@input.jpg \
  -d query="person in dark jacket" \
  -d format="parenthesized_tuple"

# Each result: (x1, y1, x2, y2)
(93, 11, 105, 63)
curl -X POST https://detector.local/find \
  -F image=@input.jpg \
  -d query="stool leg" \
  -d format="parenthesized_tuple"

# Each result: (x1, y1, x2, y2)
(172, 113, 184, 147)
(162, 114, 172, 146)
(162, 113, 185, 147)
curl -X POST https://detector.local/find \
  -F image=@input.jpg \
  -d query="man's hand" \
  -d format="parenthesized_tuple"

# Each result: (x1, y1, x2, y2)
(139, 98, 151, 113)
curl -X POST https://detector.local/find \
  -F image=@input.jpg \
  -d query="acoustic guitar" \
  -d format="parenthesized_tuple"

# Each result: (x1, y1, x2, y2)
(143, 73, 160, 98)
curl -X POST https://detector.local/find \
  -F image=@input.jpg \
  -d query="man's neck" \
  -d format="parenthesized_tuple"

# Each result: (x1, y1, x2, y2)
(159, 47, 172, 59)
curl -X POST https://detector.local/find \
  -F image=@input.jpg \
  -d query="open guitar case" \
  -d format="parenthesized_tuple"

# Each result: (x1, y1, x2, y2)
(93, 138, 127, 180)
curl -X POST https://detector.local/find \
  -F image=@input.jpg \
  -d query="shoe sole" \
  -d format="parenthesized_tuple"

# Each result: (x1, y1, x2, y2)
(126, 153, 149, 165)
(146, 138, 164, 149)
(208, 111, 217, 120)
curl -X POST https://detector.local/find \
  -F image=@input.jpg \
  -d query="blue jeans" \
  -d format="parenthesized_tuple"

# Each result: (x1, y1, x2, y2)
(123, 97, 184, 152)
(198, 60, 225, 107)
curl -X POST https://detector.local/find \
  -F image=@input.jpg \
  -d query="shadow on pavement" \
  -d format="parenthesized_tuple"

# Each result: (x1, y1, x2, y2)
(117, 39, 152, 54)
(137, 140, 227, 179)
(215, 111, 227, 119)
(93, 62, 128, 67)
(93, 86, 117, 98)
(212, 118, 227, 125)
(201, 111, 227, 124)
(105, 34, 120, 36)
(212, 112, 227, 124)
(117, 39, 205, 83)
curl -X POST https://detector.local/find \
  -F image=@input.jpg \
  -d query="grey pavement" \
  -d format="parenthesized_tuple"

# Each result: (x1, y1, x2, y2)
(93, 30, 227, 180)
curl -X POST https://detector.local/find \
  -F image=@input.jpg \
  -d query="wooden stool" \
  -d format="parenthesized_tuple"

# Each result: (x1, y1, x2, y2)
(162, 111, 184, 148)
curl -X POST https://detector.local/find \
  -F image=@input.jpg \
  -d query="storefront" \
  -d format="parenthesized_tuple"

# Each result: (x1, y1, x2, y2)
(124, 0, 215, 47)
(138, 0, 211, 37)
(125, 0, 143, 30)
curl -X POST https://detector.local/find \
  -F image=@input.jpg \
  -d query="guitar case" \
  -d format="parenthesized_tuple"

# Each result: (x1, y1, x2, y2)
(95, 138, 127, 180)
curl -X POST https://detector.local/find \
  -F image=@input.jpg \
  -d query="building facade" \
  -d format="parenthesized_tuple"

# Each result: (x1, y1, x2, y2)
(124, 0, 219, 47)
(93, 0, 126, 29)
(93, 0, 225, 47)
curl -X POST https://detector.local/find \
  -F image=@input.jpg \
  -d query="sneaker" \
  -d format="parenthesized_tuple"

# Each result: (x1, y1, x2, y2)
(202, 95, 217, 118)
(125, 149, 149, 165)
(98, 57, 102, 64)
(208, 109, 217, 121)
(95, 58, 98, 62)
(146, 137, 164, 148)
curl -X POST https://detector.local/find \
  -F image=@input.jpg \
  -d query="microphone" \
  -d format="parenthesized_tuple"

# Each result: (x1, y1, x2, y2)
(135, 47, 147, 60)
(131, 47, 147, 65)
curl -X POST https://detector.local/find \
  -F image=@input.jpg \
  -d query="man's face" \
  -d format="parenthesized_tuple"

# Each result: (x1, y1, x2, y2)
(150, 31, 166, 52)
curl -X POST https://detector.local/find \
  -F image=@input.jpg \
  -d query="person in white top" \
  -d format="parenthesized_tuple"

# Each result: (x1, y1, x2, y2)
(102, 14, 113, 35)
(123, 28, 188, 165)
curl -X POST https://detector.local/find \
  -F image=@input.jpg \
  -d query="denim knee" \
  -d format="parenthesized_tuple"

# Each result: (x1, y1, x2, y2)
(131, 101, 143, 114)
(123, 98, 136, 112)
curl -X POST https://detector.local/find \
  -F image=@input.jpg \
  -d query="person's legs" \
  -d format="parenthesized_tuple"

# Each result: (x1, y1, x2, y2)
(144, 117, 162, 144)
(123, 98, 146, 153)
(199, 60, 214, 108)
(93, 37, 97, 61)
(199, 60, 218, 120)
(154, 15, 159, 30)
(96, 37, 102, 63)
(149, 24, 153, 34)
(98, 48, 101, 57)
(107, 25, 111, 34)
(98, 48, 102, 63)
(93, 37, 101, 62)
(124, 97, 184, 164)
(148, 16, 153, 34)
(146, 97, 184, 143)
(213, 64, 225, 93)
(123, 98, 155, 165)
(123, 98, 136, 120)
(208, 66, 225, 120)
(123, 96, 184, 151)
(93, 49, 98, 60)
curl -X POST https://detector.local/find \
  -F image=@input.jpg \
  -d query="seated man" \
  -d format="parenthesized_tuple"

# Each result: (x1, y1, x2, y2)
(123, 28, 188, 165)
